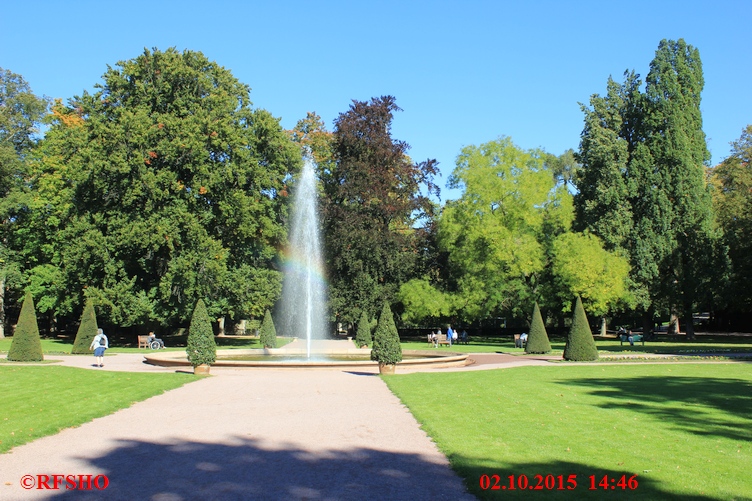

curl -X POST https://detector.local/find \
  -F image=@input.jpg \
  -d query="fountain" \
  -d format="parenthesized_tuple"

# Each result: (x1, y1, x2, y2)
(144, 156, 468, 370)
(279, 155, 328, 358)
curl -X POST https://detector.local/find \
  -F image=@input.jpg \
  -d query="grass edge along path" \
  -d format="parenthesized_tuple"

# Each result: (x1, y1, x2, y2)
(383, 364, 752, 500)
(0, 366, 200, 453)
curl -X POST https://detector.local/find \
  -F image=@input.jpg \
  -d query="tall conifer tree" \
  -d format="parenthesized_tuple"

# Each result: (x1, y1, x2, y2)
(575, 39, 712, 337)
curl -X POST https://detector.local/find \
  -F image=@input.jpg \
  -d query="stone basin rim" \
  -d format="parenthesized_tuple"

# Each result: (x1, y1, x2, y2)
(143, 348, 469, 369)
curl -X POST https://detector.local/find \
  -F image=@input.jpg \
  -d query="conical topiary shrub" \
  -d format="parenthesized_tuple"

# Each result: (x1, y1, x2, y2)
(186, 299, 216, 371)
(259, 310, 277, 348)
(525, 302, 551, 354)
(370, 303, 402, 372)
(563, 296, 599, 361)
(72, 298, 99, 354)
(355, 311, 372, 348)
(7, 292, 44, 362)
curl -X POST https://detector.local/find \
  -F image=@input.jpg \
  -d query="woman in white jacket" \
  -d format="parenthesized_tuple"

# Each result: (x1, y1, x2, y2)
(90, 329, 108, 367)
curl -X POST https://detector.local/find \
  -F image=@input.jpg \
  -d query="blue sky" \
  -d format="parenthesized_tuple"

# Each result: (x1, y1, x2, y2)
(2, 0, 750, 200)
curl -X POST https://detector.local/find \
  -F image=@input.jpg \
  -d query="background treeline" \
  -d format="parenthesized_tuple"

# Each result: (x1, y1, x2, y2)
(0, 39, 749, 339)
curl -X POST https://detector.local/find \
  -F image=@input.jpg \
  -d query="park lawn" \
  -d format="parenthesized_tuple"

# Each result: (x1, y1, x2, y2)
(384, 363, 752, 500)
(0, 366, 200, 453)
(398, 336, 752, 356)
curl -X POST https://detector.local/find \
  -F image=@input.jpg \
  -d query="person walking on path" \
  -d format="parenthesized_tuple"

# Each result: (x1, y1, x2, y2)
(90, 328, 108, 367)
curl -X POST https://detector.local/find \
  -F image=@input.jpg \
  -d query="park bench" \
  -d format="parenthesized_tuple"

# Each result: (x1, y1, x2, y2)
(437, 334, 451, 347)
(138, 335, 163, 349)
(514, 334, 527, 349)
(620, 334, 645, 346)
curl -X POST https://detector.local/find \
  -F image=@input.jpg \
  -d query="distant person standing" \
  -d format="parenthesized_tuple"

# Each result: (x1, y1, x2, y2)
(447, 325, 454, 346)
(90, 328, 108, 367)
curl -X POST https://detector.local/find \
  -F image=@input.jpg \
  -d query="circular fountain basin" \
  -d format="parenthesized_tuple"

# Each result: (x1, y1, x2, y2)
(144, 348, 468, 370)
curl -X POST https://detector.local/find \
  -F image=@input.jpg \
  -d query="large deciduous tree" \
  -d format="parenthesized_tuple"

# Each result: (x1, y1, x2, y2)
(322, 96, 439, 325)
(0, 68, 48, 337)
(27, 48, 299, 327)
(710, 125, 752, 322)
(437, 136, 572, 321)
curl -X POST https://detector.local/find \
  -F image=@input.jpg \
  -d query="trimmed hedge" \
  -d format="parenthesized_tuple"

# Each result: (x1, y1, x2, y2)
(72, 298, 99, 354)
(370, 303, 402, 366)
(355, 311, 372, 347)
(563, 296, 599, 361)
(7, 292, 44, 362)
(525, 302, 552, 354)
(186, 299, 216, 367)
(259, 310, 277, 348)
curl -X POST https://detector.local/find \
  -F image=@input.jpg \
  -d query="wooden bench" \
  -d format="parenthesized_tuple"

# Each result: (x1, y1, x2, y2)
(137, 335, 150, 349)
(620, 334, 645, 346)
(437, 334, 451, 347)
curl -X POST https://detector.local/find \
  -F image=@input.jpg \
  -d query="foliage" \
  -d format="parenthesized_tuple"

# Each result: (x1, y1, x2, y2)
(71, 298, 99, 354)
(322, 96, 439, 325)
(525, 302, 551, 354)
(0, 68, 48, 337)
(23, 48, 299, 326)
(7, 292, 43, 361)
(397, 278, 452, 326)
(563, 296, 599, 361)
(550, 232, 632, 316)
(186, 299, 216, 367)
(438, 136, 572, 321)
(575, 39, 714, 335)
(710, 125, 752, 313)
(259, 309, 277, 349)
(354, 310, 372, 347)
(370, 303, 402, 366)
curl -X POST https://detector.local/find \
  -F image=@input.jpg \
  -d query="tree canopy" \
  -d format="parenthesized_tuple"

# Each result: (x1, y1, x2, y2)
(21, 48, 299, 326)
(575, 39, 714, 336)
(322, 96, 439, 325)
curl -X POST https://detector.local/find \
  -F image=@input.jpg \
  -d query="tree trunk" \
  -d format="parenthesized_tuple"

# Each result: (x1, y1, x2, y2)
(684, 301, 696, 340)
(668, 309, 680, 334)
(642, 308, 655, 339)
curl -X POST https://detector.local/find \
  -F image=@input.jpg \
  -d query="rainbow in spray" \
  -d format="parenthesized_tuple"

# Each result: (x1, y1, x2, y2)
(279, 156, 328, 357)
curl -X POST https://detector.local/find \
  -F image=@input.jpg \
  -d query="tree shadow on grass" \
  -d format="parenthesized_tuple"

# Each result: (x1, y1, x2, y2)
(453, 457, 723, 500)
(556, 376, 752, 442)
(50, 437, 474, 501)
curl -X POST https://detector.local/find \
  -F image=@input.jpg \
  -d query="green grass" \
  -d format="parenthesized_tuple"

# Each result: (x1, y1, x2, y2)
(0, 366, 200, 453)
(398, 335, 752, 356)
(384, 364, 752, 500)
(0, 335, 293, 355)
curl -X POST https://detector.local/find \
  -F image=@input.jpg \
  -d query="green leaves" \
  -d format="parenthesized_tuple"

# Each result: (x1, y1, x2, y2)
(439, 136, 569, 320)
(551, 232, 631, 317)
(24, 48, 299, 326)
